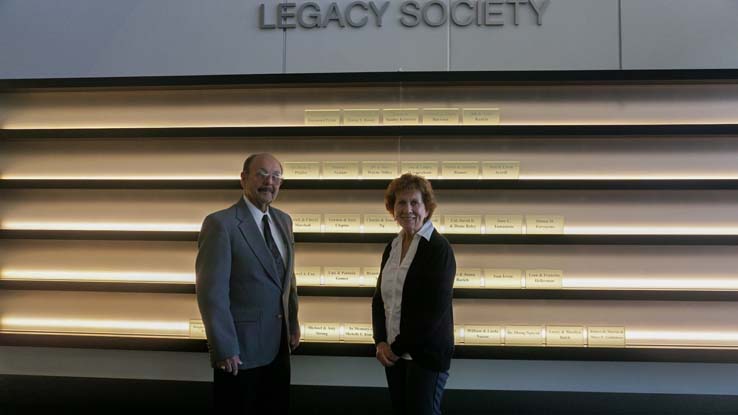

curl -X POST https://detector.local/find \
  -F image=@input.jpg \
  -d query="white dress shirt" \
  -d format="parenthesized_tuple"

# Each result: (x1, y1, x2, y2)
(381, 220, 435, 360)
(243, 196, 287, 264)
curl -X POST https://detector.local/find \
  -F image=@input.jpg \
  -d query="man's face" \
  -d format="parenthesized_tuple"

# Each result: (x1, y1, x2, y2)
(241, 155, 283, 211)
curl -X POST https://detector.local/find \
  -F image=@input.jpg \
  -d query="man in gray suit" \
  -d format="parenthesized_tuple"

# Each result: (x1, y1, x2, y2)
(196, 153, 300, 413)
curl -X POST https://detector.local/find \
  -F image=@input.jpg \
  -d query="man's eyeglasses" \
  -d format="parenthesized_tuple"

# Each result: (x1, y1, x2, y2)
(254, 169, 283, 181)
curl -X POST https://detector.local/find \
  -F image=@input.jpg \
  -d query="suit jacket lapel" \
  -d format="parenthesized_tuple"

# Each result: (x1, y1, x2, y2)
(235, 198, 282, 290)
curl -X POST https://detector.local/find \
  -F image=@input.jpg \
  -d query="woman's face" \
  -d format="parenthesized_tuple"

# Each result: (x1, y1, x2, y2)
(393, 189, 429, 235)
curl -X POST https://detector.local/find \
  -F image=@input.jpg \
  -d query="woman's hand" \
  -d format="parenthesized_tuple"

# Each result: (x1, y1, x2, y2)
(375, 342, 400, 367)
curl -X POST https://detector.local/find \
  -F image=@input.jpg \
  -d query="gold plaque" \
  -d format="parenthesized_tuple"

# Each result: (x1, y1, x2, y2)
(454, 268, 484, 288)
(383, 108, 420, 125)
(526, 215, 565, 234)
(422, 108, 460, 125)
(341, 323, 374, 343)
(292, 214, 322, 233)
(362, 161, 398, 179)
(304, 109, 341, 126)
(363, 214, 399, 233)
(505, 326, 545, 346)
(284, 162, 321, 179)
(484, 215, 524, 234)
(441, 161, 480, 179)
(324, 214, 361, 233)
(454, 326, 465, 344)
(362, 267, 380, 287)
(588, 326, 626, 348)
(303, 323, 341, 342)
(525, 269, 564, 289)
(343, 109, 381, 126)
(464, 325, 503, 345)
(462, 108, 500, 125)
(443, 215, 482, 234)
(546, 326, 585, 346)
(400, 161, 439, 179)
(189, 320, 207, 339)
(482, 161, 520, 179)
(322, 161, 360, 179)
(483, 269, 523, 289)
(324, 267, 361, 286)
(295, 266, 322, 286)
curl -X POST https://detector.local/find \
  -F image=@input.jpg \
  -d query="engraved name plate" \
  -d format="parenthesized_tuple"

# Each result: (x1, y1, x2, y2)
(292, 214, 322, 233)
(464, 325, 503, 345)
(462, 108, 500, 125)
(363, 214, 399, 233)
(189, 320, 207, 339)
(400, 161, 439, 179)
(441, 161, 480, 179)
(324, 214, 361, 233)
(526, 215, 565, 235)
(482, 161, 520, 179)
(525, 269, 564, 289)
(343, 109, 380, 126)
(546, 326, 586, 346)
(303, 323, 341, 342)
(454, 268, 484, 288)
(284, 162, 321, 179)
(295, 266, 322, 286)
(341, 323, 374, 343)
(362, 161, 398, 179)
(323, 267, 361, 286)
(454, 326, 465, 344)
(304, 109, 341, 126)
(588, 326, 626, 348)
(383, 108, 420, 125)
(444, 215, 482, 234)
(484, 269, 524, 289)
(485, 215, 524, 234)
(423, 108, 460, 125)
(323, 161, 360, 179)
(505, 326, 545, 346)
(362, 267, 380, 287)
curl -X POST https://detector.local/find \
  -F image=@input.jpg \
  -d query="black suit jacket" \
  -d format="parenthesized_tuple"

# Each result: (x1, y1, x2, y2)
(372, 228, 456, 372)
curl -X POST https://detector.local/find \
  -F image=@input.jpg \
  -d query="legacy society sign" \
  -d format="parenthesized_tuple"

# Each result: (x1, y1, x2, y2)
(258, 0, 551, 29)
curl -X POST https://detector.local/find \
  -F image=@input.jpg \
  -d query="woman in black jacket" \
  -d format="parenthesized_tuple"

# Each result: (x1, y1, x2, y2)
(372, 173, 456, 415)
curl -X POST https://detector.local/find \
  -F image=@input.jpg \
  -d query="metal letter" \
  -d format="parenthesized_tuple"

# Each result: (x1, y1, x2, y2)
(400, 1, 421, 27)
(369, 1, 391, 27)
(528, 0, 549, 25)
(259, 4, 276, 29)
(484, 0, 504, 26)
(297, 2, 321, 28)
(506, 0, 526, 26)
(322, 2, 347, 28)
(451, 0, 475, 27)
(422, 0, 448, 27)
(346, 1, 369, 28)
(277, 3, 297, 29)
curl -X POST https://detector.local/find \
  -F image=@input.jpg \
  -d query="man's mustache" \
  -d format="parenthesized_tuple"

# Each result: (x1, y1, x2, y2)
(258, 186, 275, 193)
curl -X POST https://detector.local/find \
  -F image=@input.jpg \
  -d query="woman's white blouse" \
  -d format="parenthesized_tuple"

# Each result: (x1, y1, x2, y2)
(381, 220, 435, 359)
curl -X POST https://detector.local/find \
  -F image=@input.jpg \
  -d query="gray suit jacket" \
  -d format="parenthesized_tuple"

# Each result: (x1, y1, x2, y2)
(196, 198, 299, 369)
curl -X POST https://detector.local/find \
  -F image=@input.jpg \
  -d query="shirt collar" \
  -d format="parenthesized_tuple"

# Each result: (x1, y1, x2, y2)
(243, 195, 271, 223)
(417, 220, 434, 241)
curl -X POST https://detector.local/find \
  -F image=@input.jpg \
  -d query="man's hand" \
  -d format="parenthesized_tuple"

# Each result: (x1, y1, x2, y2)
(216, 355, 242, 376)
(290, 326, 301, 351)
(375, 342, 399, 367)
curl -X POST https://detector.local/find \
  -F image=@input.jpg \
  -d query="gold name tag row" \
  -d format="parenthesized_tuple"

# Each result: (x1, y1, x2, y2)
(455, 325, 626, 347)
(304, 108, 500, 126)
(296, 266, 379, 287)
(192, 320, 624, 347)
(454, 269, 564, 289)
(284, 161, 520, 180)
(443, 215, 565, 235)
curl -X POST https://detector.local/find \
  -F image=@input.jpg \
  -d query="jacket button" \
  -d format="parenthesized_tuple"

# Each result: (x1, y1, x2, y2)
(277, 314, 283, 319)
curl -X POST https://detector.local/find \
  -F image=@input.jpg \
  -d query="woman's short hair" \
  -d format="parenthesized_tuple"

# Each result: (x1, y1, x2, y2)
(384, 173, 437, 222)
